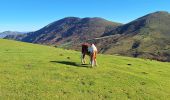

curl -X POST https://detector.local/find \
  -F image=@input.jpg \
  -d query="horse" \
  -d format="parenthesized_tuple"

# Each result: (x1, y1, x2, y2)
(81, 43, 98, 67)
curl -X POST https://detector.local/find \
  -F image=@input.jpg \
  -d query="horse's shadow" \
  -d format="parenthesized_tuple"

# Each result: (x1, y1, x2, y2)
(50, 61, 90, 68)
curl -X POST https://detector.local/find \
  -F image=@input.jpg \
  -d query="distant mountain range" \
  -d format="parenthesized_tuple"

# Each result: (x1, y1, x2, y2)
(0, 31, 26, 38)
(4, 11, 170, 62)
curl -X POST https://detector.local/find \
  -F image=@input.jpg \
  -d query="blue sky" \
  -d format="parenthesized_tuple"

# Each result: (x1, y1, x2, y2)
(0, 0, 170, 32)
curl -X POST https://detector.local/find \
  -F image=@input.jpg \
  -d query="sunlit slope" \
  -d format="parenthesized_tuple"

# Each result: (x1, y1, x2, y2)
(0, 39, 170, 100)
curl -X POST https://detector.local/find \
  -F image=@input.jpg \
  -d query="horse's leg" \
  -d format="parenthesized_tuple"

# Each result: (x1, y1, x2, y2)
(81, 53, 83, 64)
(94, 52, 97, 66)
(83, 54, 86, 64)
(91, 54, 94, 67)
(81, 53, 85, 64)
(94, 58, 97, 66)
(92, 59, 94, 67)
(89, 55, 91, 64)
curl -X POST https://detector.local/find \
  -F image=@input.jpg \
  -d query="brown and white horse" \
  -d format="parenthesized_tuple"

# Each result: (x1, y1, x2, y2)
(81, 43, 98, 67)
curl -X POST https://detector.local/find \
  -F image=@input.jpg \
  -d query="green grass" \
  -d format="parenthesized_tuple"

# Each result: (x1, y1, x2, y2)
(0, 39, 170, 100)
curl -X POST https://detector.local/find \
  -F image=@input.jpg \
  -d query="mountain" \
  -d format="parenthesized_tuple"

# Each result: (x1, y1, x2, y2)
(62, 11, 170, 62)
(94, 11, 170, 61)
(4, 11, 170, 62)
(0, 31, 26, 38)
(5, 17, 121, 45)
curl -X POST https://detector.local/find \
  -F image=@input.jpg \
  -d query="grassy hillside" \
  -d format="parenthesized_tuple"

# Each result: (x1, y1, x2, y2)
(0, 39, 170, 100)
(101, 11, 170, 62)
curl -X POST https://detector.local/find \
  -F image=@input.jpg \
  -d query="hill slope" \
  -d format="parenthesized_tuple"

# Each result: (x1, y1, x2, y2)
(0, 39, 170, 100)
(59, 11, 170, 62)
(100, 11, 170, 62)
(5, 17, 121, 45)
(72, 11, 170, 62)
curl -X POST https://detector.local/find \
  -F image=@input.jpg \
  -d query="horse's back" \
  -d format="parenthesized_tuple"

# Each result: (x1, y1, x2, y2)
(82, 43, 90, 54)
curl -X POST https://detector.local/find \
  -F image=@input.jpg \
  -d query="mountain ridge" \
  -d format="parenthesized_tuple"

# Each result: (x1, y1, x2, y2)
(4, 11, 170, 61)
(5, 17, 121, 44)
(97, 11, 170, 61)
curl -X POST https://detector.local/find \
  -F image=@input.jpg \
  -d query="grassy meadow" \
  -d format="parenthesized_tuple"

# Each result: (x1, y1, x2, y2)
(0, 39, 170, 100)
